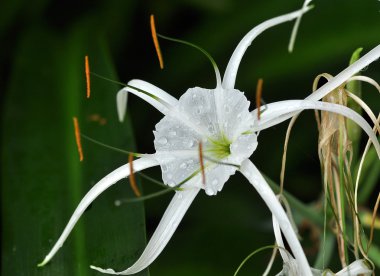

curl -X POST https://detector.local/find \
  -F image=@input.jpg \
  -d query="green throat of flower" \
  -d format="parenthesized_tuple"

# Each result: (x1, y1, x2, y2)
(205, 135, 231, 160)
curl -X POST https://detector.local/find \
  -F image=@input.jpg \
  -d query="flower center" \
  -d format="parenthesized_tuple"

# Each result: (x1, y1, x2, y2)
(205, 134, 231, 160)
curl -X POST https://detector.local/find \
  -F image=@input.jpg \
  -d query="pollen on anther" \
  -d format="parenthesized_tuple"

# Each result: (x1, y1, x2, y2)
(150, 14, 164, 69)
(198, 142, 206, 185)
(256, 78, 263, 120)
(73, 117, 84, 162)
(85, 55, 91, 98)
(128, 153, 141, 197)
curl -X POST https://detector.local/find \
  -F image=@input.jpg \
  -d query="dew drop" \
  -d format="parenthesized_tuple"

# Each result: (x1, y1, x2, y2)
(114, 200, 121, 207)
(168, 180, 175, 187)
(187, 140, 195, 148)
(237, 113, 242, 119)
(180, 162, 187, 169)
(169, 130, 177, 136)
(167, 173, 173, 179)
(208, 124, 215, 134)
(157, 137, 168, 145)
(224, 104, 231, 113)
(196, 106, 203, 114)
(162, 165, 168, 172)
(205, 188, 214, 195)
(212, 179, 218, 186)
(177, 193, 183, 199)
(187, 159, 194, 164)
(192, 93, 197, 100)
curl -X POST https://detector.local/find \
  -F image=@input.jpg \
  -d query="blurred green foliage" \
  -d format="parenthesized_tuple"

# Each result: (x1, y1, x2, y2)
(1, 0, 379, 275)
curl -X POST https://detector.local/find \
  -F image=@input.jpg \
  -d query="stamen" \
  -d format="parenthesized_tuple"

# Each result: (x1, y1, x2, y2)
(85, 55, 90, 98)
(128, 153, 141, 197)
(256, 78, 263, 120)
(150, 15, 164, 69)
(73, 117, 84, 161)
(198, 142, 206, 185)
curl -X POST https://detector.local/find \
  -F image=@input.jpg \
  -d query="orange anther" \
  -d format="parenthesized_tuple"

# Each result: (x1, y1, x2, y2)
(85, 55, 91, 98)
(198, 142, 206, 185)
(73, 117, 84, 161)
(150, 14, 164, 69)
(256, 78, 263, 120)
(128, 153, 141, 197)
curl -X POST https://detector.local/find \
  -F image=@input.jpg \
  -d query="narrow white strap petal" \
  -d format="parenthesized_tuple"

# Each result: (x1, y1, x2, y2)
(38, 155, 159, 267)
(240, 159, 312, 276)
(91, 182, 200, 275)
(222, 5, 312, 89)
(253, 100, 380, 158)
(288, 0, 312, 53)
(335, 259, 372, 276)
(307, 45, 380, 102)
(272, 214, 290, 263)
(117, 79, 178, 122)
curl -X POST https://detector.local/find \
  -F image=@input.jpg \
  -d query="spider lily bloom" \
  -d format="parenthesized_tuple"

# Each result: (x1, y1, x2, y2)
(272, 214, 373, 276)
(39, 3, 380, 276)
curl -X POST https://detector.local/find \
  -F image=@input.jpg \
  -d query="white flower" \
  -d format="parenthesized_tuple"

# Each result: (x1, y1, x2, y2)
(39, 2, 380, 276)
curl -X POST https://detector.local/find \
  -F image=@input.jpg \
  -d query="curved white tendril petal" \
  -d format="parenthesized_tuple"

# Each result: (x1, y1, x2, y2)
(239, 159, 312, 276)
(90, 182, 200, 275)
(252, 100, 380, 158)
(222, 4, 313, 89)
(307, 45, 380, 102)
(288, 0, 313, 53)
(117, 80, 178, 122)
(335, 259, 372, 276)
(38, 155, 159, 267)
(272, 214, 291, 263)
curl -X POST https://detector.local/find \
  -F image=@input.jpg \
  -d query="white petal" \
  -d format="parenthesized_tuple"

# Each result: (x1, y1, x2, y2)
(307, 45, 380, 102)
(90, 182, 200, 275)
(117, 79, 178, 122)
(38, 155, 159, 267)
(288, 0, 312, 53)
(222, 5, 312, 89)
(272, 214, 291, 263)
(239, 159, 312, 276)
(219, 88, 252, 139)
(253, 100, 380, 158)
(263, 45, 380, 125)
(335, 259, 372, 276)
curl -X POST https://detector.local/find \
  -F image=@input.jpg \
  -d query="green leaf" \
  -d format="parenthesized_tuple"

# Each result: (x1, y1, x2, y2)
(1, 22, 148, 276)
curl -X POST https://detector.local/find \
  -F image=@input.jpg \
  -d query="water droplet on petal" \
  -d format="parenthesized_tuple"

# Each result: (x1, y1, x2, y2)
(180, 162, 187, 169)
(162, 165, 168, 172)
(212, 179, 218, 186)
(167, 181, 176, 187)
(224, 104, 230, 113)
(187, 159, 194, 164)
(208, 124, 215, 134)
(167, 173, 173, 179)
(192, 93, 197, 100)
(187, 140, 195, 148)
(205, 188, 214, 195)
(158, 137, 168, 145)
(196, 106, 203, 114)
(169, 130, 177, 136)
(177, 193, 183, 199)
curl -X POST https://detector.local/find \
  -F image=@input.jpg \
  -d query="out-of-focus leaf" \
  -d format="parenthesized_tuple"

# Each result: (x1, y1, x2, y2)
(1, 21, 148, 276)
